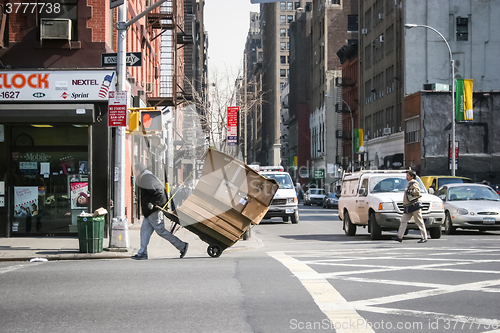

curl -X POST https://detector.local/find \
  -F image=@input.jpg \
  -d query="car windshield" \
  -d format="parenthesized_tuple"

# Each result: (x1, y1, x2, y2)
(369, 175, 426, 193)
(309, 189, 325, 195)
(439, 178, 472, 187)
(448, 186, 500, 201)
(262, 174, 294, 189)
(328, 193, 337, 198)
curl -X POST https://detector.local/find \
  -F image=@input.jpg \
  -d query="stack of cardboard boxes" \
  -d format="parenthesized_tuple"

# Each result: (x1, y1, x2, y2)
(176, 149, 278, 249)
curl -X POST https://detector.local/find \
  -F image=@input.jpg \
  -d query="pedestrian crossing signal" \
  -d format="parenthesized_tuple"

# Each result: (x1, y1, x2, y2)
(140, 110, 163, 132)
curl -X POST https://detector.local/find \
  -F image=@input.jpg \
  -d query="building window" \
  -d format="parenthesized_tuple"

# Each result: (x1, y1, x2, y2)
(287, 15, 293, 23)
(280, 56, 287, 64)
(280, 2, 286, 10)
(332, 0, 341, 4)
(287, 42, 290, 50)
(280, 28, 286, 37)
(287, 2, 293, 10)
(305, 2, 312, 11)
(295, 2, 301, 9)
(456, 17, 468, 41)
(280, 15, 286, 24)
(280, 69, 286, 77)
(405, 117, 420, 143)
(347, 15, 358, 32)
(280, 42, 286, 50)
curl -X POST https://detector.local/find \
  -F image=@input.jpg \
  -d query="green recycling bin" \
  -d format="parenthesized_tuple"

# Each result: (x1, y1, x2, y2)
(77, 216, 105, 253)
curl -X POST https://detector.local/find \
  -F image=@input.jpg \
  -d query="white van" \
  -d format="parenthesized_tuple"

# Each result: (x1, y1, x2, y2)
(338, 170, 444, 240)
(256, 166, 299, 224)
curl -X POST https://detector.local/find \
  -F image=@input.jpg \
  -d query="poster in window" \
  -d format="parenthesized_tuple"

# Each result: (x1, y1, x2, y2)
(70, 182, 89, 209)
(14, 187, 39, 217)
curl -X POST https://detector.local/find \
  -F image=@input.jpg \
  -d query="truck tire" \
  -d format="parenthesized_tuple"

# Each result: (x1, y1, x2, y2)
(370, 212, 382, 240)
(344, 211, 356, 236)
(429, 226, 442, 239)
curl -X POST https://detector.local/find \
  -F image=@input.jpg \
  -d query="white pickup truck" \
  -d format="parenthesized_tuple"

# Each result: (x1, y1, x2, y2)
(338, 170, 445, 240)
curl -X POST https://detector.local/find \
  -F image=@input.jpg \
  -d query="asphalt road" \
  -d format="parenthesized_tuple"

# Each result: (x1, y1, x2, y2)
(1, 205, 499, 333)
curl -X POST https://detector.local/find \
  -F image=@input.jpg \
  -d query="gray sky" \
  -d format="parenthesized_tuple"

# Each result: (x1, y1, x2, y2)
(204, 0, 260, 87)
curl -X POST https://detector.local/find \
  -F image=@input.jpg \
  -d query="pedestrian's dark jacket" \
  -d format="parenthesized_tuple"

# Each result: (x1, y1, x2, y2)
(137, 170, 166, 217)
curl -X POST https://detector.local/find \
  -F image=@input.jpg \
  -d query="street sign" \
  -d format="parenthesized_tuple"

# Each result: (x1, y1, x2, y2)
(227, 106, 239, 146)
(108, 91, 128, 127)
(101, 52, 143, 67)
(314, 169, 325, 179)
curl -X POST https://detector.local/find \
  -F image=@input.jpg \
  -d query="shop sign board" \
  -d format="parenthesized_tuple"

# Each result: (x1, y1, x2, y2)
(227, 106, 238, 146)
(0, 70, 116, 102)
(108, 91, 128, 127)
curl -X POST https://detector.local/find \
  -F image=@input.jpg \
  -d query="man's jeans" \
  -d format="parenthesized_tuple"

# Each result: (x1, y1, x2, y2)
(137, 210, 186, 256)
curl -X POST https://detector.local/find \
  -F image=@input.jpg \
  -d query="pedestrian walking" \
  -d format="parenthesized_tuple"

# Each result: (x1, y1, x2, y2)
(131, 163, 189, 260)
(393, 170, 428, 243)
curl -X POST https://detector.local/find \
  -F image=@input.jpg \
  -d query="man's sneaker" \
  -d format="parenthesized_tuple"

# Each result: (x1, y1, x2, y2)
(418, 239, 428, 243)
(180, 243, 189, 258)
(131, 253, 148, 260)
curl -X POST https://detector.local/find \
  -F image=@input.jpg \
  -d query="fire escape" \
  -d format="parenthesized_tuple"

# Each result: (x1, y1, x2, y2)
(147, 1, 176, 107)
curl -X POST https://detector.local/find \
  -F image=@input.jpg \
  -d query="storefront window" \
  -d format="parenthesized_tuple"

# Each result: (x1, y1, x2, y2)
(10, 125, 88, 235)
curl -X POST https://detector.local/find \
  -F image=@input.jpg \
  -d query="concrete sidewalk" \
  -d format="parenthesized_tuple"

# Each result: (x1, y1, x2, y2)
(0, 221, 263, 262)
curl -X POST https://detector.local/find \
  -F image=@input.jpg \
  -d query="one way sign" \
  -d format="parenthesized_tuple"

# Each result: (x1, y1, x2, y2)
(102, 52, 143, 67)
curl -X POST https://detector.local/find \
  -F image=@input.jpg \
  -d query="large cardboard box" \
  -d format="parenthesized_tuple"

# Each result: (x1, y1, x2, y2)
(175, 149, 278, 248)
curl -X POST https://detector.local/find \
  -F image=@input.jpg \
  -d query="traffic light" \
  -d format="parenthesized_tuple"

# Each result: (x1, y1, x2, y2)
(140, 110, 163, 132)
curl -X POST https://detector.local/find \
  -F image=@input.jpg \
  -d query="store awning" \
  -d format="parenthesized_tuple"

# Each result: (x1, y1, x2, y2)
(0, 104, 95, 124)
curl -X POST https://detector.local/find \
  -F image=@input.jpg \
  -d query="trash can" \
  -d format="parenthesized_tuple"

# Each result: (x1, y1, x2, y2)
(77, 216, 105, 253)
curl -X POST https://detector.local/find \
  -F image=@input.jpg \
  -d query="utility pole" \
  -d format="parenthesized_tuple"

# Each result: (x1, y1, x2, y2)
(109, 0, 170, 250)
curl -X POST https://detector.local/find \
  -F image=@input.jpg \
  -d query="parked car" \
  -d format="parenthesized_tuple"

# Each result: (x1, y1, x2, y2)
(304, 188, 326, 206)
(323, 192, 339, 209)
(338, 170, 445, 240)
(433, 183, 500, 234)
(420, 176, 472, 194)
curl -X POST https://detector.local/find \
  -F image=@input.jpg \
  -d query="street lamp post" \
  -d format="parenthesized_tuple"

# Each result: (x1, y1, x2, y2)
(325, 94, 354, 173)
(341, 99, 354, 173)
(404, 23, 456, 176)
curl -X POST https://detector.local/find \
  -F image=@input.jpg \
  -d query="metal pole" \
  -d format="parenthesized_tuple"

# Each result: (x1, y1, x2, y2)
(341, 100, 354, 173)
(404, 24, 455, 176)
(451, 59, 456, 176)
(109, 1, 129, 249)
(243, 52, 247, 164)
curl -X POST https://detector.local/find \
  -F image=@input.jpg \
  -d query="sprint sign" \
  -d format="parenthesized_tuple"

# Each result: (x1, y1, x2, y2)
(108, 91, 127, 127)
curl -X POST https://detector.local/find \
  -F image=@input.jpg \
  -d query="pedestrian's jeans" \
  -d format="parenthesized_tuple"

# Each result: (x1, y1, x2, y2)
(397, 209, 428, 240)
(137, 210, 186, 256)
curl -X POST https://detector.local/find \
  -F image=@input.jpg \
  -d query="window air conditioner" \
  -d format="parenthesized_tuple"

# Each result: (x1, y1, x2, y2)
(361, 28, 368, 34)
(145, 82, 154, 93)
(335, 77, 343, 86)
(383, 127, 391, 135)
(379, 36, 384, 42)
(378, 13, 384, 20)
(40, 18, 72, 40)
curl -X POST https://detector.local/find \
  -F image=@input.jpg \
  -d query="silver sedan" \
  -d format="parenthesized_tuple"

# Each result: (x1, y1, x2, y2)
(433, 184, 500, 234)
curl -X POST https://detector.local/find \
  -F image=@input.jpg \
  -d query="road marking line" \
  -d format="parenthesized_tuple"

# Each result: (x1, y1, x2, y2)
(268, 251, 375, 333)
(0, 264, 28, 275)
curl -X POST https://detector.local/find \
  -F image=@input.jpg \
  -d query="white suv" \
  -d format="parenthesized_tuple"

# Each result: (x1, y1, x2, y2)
(304, 188, 326, 206)
(338, 170, 445, 240)
(257, 166, 299, 224)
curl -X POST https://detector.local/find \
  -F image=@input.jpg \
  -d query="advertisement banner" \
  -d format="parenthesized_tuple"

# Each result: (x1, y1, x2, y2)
(227, 106, 239, 146)
(455, 79, 473, 122)
(0, 70, 115, 102)
(354, 129, 364, 153)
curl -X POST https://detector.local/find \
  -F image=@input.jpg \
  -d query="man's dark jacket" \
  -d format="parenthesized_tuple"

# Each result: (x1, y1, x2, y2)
(137, 170, 167, 217)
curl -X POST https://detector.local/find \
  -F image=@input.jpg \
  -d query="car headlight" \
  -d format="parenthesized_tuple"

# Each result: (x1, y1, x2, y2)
(378, 202, 395, 211)
(287, 197, 297, 204)
(430, 202, 444, 210)
(457, 208, 468, 215)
